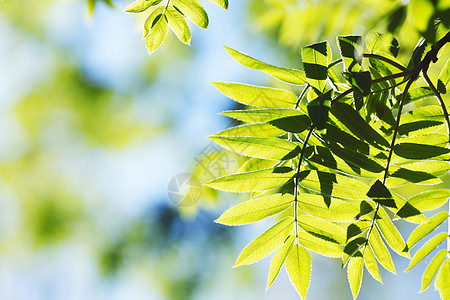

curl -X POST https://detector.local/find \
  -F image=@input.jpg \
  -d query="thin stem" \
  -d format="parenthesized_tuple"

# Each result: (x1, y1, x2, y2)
(295, 84, 310, 109)
(293, 127, 315, 238)
(422, 72, 450, 144)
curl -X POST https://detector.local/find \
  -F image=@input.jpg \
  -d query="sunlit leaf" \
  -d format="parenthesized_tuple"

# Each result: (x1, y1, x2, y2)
(405, 232, 447, 271)
(172, 0, 209, 28)
(210, 136, 301, 160)
(297, 231, 343, 258)
(338, 35, 363, 72)
(215, 193, 293, 226)
(225, 47, 307, 85)
(145, 13, 169, 55)
(267, 235, 295, 289)
(347, 252, 364, 299)
(437, 57, 450, 94)
(297, 215, 346, 244)
(166, 6, 191, 45)
(307, 89, 332, 129)
(367, 179, 396, 208)
(435, 258, 449, 300)
(376, 207, 409, 258)
(286, 243, 311, 299)
(221, 108, 304, 123)
(213, 82, 298, 108)
(208, 0, 228, 10)
(369, 227, 396, 274)
(364, 245, 382, 283)
(143, 6, 165, 38)
(215, 123, 285, 137)
(234, 217, 294, 267)
(205, 167, 294, 193)
(297, 194, 359, 222)
(420, 250, 447, 292)
(124, 0, 162, 13)
(405, 211, 448, 251)
(408, 189, 450, 211)
(302, 41, 329, 92)
(394, 143, 450, 159)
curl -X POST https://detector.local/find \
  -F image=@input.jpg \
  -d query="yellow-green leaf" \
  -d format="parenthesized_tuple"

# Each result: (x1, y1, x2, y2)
(369, 228, 396, 274)
(124, 0, 162, 13)
(205, 167, 294, 193)
(406, 211, 448, 251)
(214, 123, 285, 137)
(225, 47, 307, 85)
(364, 245, 382, 283)
(298, 231, 343, 258)
(234, 217, 294, 267)
(213, 82, 298, 108)
(302, 41, 329, 92)
(267, 235, 295, 289)
(408, 190, 450, 212)
(435, 258, 449, 300)
(406, 232, 448, 271)
(297, 194, 359, 222)
(172, 0, 209, 28)
(143, 6, 165, 38)
(166, 6, 191, 45)
(145, 14, 169, 55)
(215, 193, 293, 226)
(376, 207, 409, 258)
(286, 243, 311, 299)
(297, 215, 346, 244)
(208, 0, 228, 9)
(220, 108, 304, 123)
(347, 253, 364, 299)
(420, 249, 447, 292)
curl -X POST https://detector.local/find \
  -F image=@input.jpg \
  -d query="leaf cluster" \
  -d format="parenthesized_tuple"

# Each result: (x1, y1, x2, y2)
(207, 29, 450, 299)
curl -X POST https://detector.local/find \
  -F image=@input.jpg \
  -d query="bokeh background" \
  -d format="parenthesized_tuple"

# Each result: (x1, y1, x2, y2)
(0, 0, 448, 299)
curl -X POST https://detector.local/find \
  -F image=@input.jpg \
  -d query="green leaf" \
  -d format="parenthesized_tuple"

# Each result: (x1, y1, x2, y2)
(143, 6, 165, 38)
(297, 194, 359, 222)
(376, 207, 409, 258)
(298, 170, 369, 202)
(405, 211, 449, 251)
(347, 252, 364, 299)
(364, 245, 383, 283)
(205, 167, 294, 193)
(405, 232, 448, 271)
(338, 35, 363, 72)
(388, 160, 450, 188)
(208, 0, 228, 9)
(343, 237, 366, 267)
(328, 143, 384, 173)
(210, 136, 301, 160)
(435, 258, 449, 300)
(437, 58, 450, 94)
(393, 143, 450, 159)
(213, 82, 298, 108)
(267, 235, 295, 289)
(346, 71, 372, 109)
(347, 221, 370, 242)
(220, 108, 304, 123)
(324, 124, 370, 154)
(215, 123, 285, 137)
(420, 250, 447, 292)
(124, 0, 162, 13)
(307, 90, 332, 129)
(369, 227, 396, 274)
(297, 231, 343, 258)
(269, 115, 312, 133)
(399, 86, 434, 105)
(165, 6, 191, 45)
(215, 193, 293, 226)
(145, 13, 169, 55)
(286, 243, 311, 299)
(225, 47, 307, 85)
(367, 180, 396, 208)
(234, 217, 294, 267)
(331, 102, 390, 150)
(302, 41, 330, 92)
(398, 120, 444, 137)
(297, 215, 346, 244)
(408, 190, 450, 211)
(172, 0, 209, 28)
